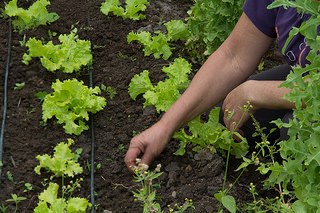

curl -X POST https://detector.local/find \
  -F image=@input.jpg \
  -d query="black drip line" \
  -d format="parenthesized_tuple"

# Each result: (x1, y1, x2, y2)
(0, 18, 96, 213)
(87, 4, 96, 211)
(0, 19, 12, 183)
(88, 65, 96, 213)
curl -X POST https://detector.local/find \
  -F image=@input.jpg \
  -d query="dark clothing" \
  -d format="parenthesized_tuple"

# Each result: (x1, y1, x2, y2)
(243, 0, 317, 67)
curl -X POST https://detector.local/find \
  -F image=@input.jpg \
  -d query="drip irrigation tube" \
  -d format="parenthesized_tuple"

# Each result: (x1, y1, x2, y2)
(88, 65, 95, 212)
(0, 19, 12, 183)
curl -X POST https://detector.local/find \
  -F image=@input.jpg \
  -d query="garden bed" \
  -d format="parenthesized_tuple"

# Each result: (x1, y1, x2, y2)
(0, 0, 280, 212)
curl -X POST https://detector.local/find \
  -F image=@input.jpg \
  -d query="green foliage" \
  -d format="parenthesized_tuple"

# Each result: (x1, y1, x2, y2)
(164, 20, 189, 42)
(34, 139, 83, 178)
(100, 0, 149, 20)
(13, 82, 25, 90)
(127, 20, 189, 60)
(173, 108, 248, 158)
(132, 161, 194, 213)
(34, 182, 91, 213)
(264, 1, 320, 212)
(128, 57, 192, 112)
(6, 194, 26, 213)
(214, 191, 236, 213)
(128, 31, 172, 60)
(3, 0, 59, 33)
(23, 29, 92, 73)
(0, 204, 8, 213)
(42, 79, 106, 135)
(186, 0, 244, 62)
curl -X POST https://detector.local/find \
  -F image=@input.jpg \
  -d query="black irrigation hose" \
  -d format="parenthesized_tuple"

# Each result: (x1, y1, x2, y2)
(88, 65, 96, 212)
(0, 19, 12, 183)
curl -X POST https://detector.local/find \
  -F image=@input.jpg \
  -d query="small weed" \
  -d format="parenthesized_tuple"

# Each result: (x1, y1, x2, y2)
(0, 204, 8, 213)
(35, 91, 48, 102)
(100, 84, 117, 100)
(14, 82, 25, 90)
(6, 194, 26, 213)
(6, 171, 13, 183)
(23, 183, 33, 193)
(118, 144, 125, 153)
(132, 159, 194, 213)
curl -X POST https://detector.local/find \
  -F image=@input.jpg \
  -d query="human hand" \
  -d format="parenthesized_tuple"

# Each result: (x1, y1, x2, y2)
(222, 81, 255, 132)
(124, 121, 171, 171)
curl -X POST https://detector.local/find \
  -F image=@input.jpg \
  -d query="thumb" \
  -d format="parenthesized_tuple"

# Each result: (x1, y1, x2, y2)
(125, 145, 143, 170)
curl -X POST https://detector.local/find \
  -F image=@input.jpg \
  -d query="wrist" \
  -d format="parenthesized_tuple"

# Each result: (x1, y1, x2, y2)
(243, 80, 261, 110)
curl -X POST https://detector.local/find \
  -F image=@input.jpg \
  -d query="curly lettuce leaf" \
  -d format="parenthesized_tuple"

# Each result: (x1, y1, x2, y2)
(34, 182, 91, 213)
(34, 139, 83, 177)
(23, 29, 92, 73)
(127, 31, 172, 60)
(164, 20, 189, 41)
(42, 79, 106, 135)
(129, 57, 191, 113)
(4, 0, 59, 33)
(100, 0, 149, 20)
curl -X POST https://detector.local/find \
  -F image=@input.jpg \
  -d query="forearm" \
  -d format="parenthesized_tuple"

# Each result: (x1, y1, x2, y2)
(156, 13, 274, 136)
(158, 48, 249, 134)
(246, 80, 294, 110)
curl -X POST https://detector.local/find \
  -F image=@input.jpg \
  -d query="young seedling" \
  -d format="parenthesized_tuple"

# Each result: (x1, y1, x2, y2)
(23, 183, 33, 193)
(131, 159, 194, 213)
(13, 82, 25, 90)
(6, 194, 26, 213)
(0, 204, 8, 213)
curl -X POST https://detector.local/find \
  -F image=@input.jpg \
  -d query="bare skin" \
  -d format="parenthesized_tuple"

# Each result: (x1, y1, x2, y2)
(125, 13, 294, 170)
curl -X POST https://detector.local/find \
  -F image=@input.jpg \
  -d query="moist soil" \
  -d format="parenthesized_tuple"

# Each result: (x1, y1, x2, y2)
(0, 0, 282, 212)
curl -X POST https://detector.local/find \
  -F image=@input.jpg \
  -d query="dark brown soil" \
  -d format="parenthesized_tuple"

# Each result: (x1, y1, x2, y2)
(0, 0, 281, 212)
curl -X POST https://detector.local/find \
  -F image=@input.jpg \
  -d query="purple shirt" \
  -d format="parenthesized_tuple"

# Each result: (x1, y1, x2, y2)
(243, 0, 314, 67)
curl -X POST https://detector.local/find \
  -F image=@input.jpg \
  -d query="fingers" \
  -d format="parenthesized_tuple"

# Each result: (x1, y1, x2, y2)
(124, 140, 144, 171)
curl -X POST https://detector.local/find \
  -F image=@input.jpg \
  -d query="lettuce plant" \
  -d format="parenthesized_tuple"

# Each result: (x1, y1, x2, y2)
(100, 0, 149, 20)
(23, 29, 92, 73)
(129, 57, 191, 112)
(42, 79, 106, 135)
(3, 0, 59, 33)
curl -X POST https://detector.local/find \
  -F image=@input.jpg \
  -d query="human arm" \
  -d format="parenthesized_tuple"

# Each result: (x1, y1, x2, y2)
(222, 80, 295, 131)
(125, 13, 275, 169)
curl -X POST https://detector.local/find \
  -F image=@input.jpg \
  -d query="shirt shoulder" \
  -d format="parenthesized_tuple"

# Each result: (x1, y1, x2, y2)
(243, 0, 278, 38)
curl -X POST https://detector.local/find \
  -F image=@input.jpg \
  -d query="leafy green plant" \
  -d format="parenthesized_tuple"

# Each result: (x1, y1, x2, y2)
(101, 84, 117, 100)
(34, 138, 83, 178)
(263, 1, 320, 212)
(13, 82, 25, 90)
(35, 91, 48, 102)
(173, 107, 248, 158)
(129, 57, 192, 112)
(23, 183, 33, 193)
(3, 0, 59, 33)
(42, 78, 106, 135)
(5, 194, 26, 213)
(164, 20, 189, 42)
(127, 20, 188, 60)
(128, 31, 172, 60)
(0, 204, 8, 213)
(34, 139, 91, 212)
(6, 171, 14, 183)
(100, 0, 149, 20)
(23, 28, 92, 73)
(34, 181, 91, 212)
(186, 0, 244, 62)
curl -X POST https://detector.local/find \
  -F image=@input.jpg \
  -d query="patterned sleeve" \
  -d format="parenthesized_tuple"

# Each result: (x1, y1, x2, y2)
(242, 0, 278, 38)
